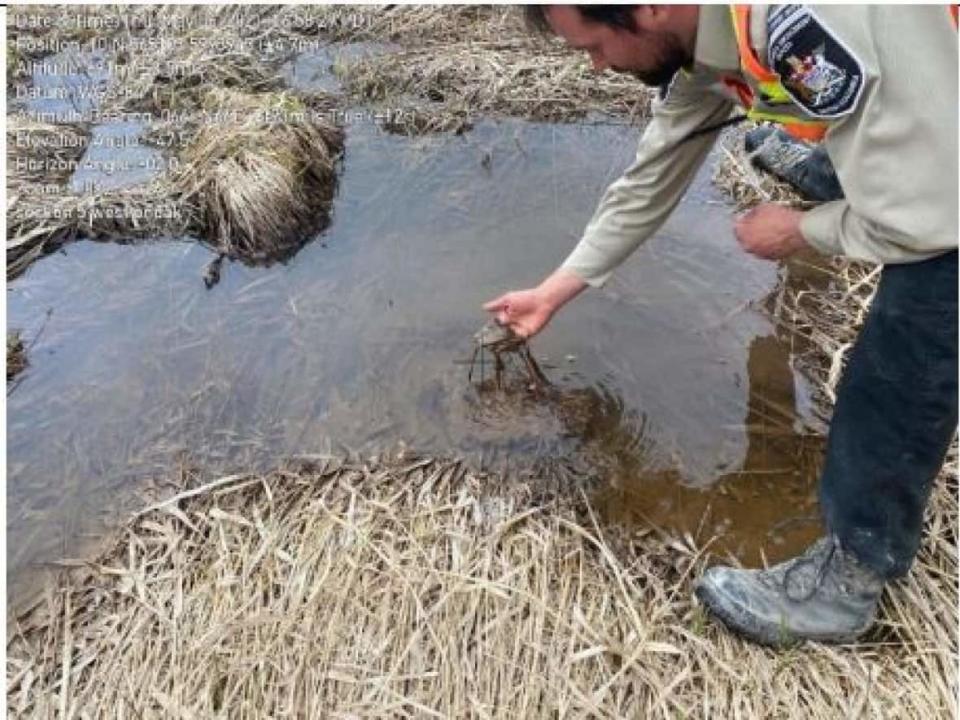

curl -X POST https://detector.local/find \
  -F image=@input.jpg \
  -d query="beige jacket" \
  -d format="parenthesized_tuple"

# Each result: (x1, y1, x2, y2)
(561, 4, 959, 287)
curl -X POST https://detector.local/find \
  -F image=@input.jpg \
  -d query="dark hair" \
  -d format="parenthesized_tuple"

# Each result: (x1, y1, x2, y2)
(523, 5, 638, 35)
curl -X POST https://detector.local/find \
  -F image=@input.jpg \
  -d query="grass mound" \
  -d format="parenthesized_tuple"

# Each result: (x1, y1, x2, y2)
(172, 88, 343, 262)
(6, 89, 343, 278)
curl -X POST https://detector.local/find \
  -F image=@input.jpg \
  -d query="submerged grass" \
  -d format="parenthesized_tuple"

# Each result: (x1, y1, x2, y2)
(7, 331, 28, 382)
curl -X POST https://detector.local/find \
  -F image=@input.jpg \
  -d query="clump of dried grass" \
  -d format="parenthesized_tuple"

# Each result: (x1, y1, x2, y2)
(7, 446, 956, 717)
(171, 88, 343, 262)
(8, 5, 347, 277)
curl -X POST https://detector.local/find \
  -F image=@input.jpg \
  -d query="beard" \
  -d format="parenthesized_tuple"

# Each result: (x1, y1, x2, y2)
(614, 32, 693, 87)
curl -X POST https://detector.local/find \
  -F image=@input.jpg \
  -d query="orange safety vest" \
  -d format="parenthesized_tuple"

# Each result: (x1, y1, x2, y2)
(728, 5, 828, 142)
(728, 5, 959, 142)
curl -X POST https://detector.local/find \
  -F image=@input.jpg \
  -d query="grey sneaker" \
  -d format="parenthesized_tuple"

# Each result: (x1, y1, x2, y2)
(693, 535, 884, 647)
(744, 126, 845, 202)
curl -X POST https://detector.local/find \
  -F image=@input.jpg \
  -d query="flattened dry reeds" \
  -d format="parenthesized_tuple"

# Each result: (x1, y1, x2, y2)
(7, 446, 957, 717)
(108, 40, 284, 118)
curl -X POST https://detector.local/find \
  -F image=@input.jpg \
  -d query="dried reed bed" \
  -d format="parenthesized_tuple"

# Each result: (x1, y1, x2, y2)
(334, 15, 653, 129)
(278, 4, 653, 129)
(7, 441, 957, 717)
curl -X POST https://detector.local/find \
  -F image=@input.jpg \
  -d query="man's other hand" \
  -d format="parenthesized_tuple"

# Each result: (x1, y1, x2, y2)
(734, 204, 808, 260)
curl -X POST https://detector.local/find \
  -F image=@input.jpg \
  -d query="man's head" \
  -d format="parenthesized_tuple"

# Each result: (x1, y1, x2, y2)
(525, 5, 700, 87)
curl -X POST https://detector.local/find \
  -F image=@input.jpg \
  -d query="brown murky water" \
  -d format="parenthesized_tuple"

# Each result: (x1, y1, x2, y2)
(8, 63, 824, 610)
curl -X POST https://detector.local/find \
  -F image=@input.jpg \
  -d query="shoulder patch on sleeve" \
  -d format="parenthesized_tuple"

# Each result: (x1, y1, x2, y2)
(767, 5, 865, 118)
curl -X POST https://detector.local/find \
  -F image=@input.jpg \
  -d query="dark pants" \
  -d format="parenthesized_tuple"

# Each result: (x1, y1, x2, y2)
(820, 250, 958, 579)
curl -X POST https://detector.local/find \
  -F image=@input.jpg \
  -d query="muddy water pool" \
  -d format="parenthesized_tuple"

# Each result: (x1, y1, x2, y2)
(7, 116, 823, 610)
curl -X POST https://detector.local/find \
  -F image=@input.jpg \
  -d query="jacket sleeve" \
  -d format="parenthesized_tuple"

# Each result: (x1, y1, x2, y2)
(560, 71, 735, 287)
(795, 5, 959, 263)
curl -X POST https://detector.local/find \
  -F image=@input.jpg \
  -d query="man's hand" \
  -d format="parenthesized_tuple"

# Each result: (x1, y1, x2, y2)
(734, 204, 808, 260)
(483, 268, 587, 339)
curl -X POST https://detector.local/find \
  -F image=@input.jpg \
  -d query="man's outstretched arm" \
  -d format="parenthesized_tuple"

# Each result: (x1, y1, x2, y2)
(485, 71, 734, 337)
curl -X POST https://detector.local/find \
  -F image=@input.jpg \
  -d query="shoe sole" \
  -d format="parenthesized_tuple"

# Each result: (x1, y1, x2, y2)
(693, 583, 865, 649)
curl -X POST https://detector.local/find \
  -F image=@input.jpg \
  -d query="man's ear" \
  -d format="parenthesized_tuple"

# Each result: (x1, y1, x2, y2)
(632, 5, 672, 32)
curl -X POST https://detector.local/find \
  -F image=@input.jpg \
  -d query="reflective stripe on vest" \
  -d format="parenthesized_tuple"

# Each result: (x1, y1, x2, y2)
(728, 5, 829, 142)
(729, 5, 957, 141)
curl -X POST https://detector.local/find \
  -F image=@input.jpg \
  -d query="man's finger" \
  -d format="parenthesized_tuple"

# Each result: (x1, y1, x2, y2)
(482, 295, 508, 311)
